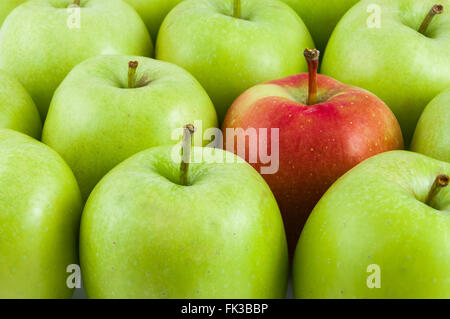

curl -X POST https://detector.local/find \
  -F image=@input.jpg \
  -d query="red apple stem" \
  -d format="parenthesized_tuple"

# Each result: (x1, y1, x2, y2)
(128, 61, 138, 89)
(418, 4, 444, 35)
(303, 48, 320, 105)
(425, 174, 449, 207)
(180, 124, 196, 186)
(233, 0, 241, 19)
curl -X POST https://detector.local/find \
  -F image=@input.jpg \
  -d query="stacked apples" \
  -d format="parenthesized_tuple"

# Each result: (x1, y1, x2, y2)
(0, 0, 448, 300)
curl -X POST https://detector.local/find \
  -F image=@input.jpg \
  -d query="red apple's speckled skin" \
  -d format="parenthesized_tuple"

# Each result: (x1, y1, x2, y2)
(222, 73, 404, 258)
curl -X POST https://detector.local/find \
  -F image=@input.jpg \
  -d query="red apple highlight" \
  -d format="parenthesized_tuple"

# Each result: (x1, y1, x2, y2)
(222, 49, 404, 257)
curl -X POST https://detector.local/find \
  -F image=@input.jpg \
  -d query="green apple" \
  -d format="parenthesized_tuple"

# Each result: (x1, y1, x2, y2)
(321, 0, 450, 145)
(0, 0, 152, 120)
(281, 0, 359, 53)
(42, 55, 218, 200)
(293, 150, 450, 299)
(411, 88, 450, 163)
(123, 0, 183, 44)
(156, 0, 314, 122)
(0, 0, 27, 26)
(0, 128, 82, 298)
(80, 127, 288, 298)
(0, 70, 41, 139)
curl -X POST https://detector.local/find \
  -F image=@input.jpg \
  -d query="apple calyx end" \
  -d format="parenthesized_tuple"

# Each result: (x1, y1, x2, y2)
(425, 174, 449, 208)
(180, 124, 197, 186)
(418, 4, 444, 35)
(303, 48, 320, 105)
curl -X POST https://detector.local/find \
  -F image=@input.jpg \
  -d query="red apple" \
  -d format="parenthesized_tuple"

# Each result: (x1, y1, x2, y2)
(222, 49, 404, 258)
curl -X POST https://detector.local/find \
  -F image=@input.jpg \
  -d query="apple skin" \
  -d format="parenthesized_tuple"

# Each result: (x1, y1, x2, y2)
(321, 0, 450, 145)
(42, 55, 218, 201)
(80, 146, 288, 299)
(123, 0, 183, 44)
(293, 151, 450, 299)
(0, 0, 27, 26)
(0, 0, 152, 120)
(281, 0, 359, 53)
(0, 129, 82, 299)
(411, 88, 450, 163)
(222, 73, 404, 257)
(0, 70, 41, 139)
(156, 0, 314, 122)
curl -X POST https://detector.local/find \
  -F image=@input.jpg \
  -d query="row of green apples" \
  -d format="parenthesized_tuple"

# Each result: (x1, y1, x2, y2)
(0, 0, 359, 56)
(1, 0, 448, 143)
(0, 0, 448, 298)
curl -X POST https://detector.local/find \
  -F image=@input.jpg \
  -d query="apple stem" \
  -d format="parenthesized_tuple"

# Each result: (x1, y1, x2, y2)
(425, 174, 449, 207)
(233, 0, 241, 19)
(180, 124, 196, 186)
(418, 4, 444, 35)
(128, 61, 138, 89)
(303, 48, 320, 105)
(73, 0, 80, 6)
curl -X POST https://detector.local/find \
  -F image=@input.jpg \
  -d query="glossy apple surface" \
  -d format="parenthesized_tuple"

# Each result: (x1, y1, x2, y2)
(293, 151, 450, 298)
(0, 0, 27, 26)
(156, 0, 314, 122)
(80, 146, 288, 298)
(281, 0, 359, 53)
(222, 72, 403, 256)
(411, 88, 450, 163)
(0, 129, 82, 298)
(42, 55, 218, 200)
(123, 0, 183, 44)
(0, 0, 152, 119)
(321, 0, 450, 145)
(0, 70, 41, 139)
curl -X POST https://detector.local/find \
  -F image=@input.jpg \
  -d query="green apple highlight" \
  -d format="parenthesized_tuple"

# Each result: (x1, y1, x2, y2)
(0, 129, 82, 298)
(123, 0, 183, 44)
(0, 0, 152, 119)
(322, 0, 450, 145)
(281, 0, 359, 53)
(0, 70, 41, 139)
(0, 0, 27, 26)
(156, 0, 314, 122)
(294, 151, 450, 299)
(42, 55, 218, 200)
(80, 127, 288, 298)
(411, 88, 450, 163)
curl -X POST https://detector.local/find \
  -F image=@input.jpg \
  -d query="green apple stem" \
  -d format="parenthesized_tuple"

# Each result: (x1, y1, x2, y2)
(128, 61, 138, 89)
(418, 4, 444, 35)
(233, 0, 241, 19)
(304, 48, 320, 105)
(425, 174, 449, 207)
(180, 124, 196, 186)
(73, 0, 80, 6)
